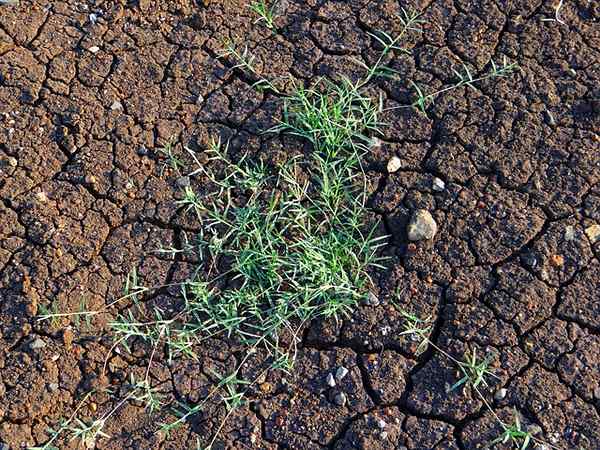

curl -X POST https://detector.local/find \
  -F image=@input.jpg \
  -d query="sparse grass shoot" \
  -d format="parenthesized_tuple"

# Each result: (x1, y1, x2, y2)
(249, 0, 278, 31)
(409, 57, 519, 114)
(489, 412, 533, 450)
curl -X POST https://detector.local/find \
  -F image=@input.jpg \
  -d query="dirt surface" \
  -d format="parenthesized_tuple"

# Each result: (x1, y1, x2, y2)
(1, 0, 599, 449)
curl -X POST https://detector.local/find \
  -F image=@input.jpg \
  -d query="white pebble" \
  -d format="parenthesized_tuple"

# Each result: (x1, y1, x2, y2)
(326, 373, 336, 387)
(386, 156, 401, 173)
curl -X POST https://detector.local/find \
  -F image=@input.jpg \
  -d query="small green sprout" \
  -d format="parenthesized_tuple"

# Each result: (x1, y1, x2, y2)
(490, 412, 534, 450)
(249, 0, 278, 31)
(449, 347, 498, 392)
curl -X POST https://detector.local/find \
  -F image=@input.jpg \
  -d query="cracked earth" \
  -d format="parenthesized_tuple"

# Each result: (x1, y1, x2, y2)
(0, 0, 599, 449)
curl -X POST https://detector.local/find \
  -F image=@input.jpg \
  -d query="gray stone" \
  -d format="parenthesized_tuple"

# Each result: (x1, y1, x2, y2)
(48, 383, 59, 392)
(364, 291, 379, 306)
(137, 146, 149, 156)
(494, 388, 507, 401)
(335, 366, 349, 381)
(30, 338, 46, 349)
(407, 209, 437, 241)
(432, 177, 445, 192)
(544, 109, 556, 127)
(176, 176, 191, 187)
(333, 391, 347, 406)
(375, 418, 386, 429)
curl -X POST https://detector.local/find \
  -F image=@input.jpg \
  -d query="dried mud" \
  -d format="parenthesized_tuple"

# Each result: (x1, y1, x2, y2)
(0, 0, 599, 449)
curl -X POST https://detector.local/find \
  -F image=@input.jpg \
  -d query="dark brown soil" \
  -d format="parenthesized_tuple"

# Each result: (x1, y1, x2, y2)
(1, 0, 599, 449)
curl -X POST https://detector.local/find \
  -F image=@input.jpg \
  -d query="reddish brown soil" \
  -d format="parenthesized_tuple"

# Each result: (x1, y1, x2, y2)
(1, 0, 599, 449)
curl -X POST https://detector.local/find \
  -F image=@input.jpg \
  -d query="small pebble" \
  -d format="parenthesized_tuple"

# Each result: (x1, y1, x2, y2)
(137, 146, 149, 156)
(527, 424, 543, 435)
(494, 388, 507, 401)
(89, 13, 98, 24)
(110, 100, 123, 111)
(364, 291, 380, 306)
(564, 225, 576, 241)
(544, 109, 556, 127)
(432, 177, 445, 192)
(176, 176, 190, 187)
(380, 431, 388, 439)
(407, 209, 438, 241)
(375, 418, 386, 429)
(333, 392, 347, 406)
(88, 45, 100, 53)
(326, 373, 336, 387)
(48, 383, 59, 392)
(335, 366, 349, 381)
(35, 191, 48, 203)
(7, 156, 17, 167)
(585, 224, 600, 244)
(30, 338, 46, 349)
(387, 156, 401, 173)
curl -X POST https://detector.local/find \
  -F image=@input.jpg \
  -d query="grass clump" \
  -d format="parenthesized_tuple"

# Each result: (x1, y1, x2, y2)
(271, 77, 382, 156)
(175, 135, 386, 348)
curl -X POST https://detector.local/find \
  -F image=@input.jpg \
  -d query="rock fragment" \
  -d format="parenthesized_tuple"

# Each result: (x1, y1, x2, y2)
(326, 373, 336, 387)
(564, 225, 575, 241)
(364, 291, 380, 306)
(494, 388, 507, 401)
(110, 100, 123, 111)
(333, 391, 347, 406)
(387, 156, 401, 173)
(432, 177, 445, 192)
(30, 338, 46, 349)
(335, 366, 349, 381)
(407, 209, 438, 241)
(585, 224, 600, 243)
(176, 176, 190, 187)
